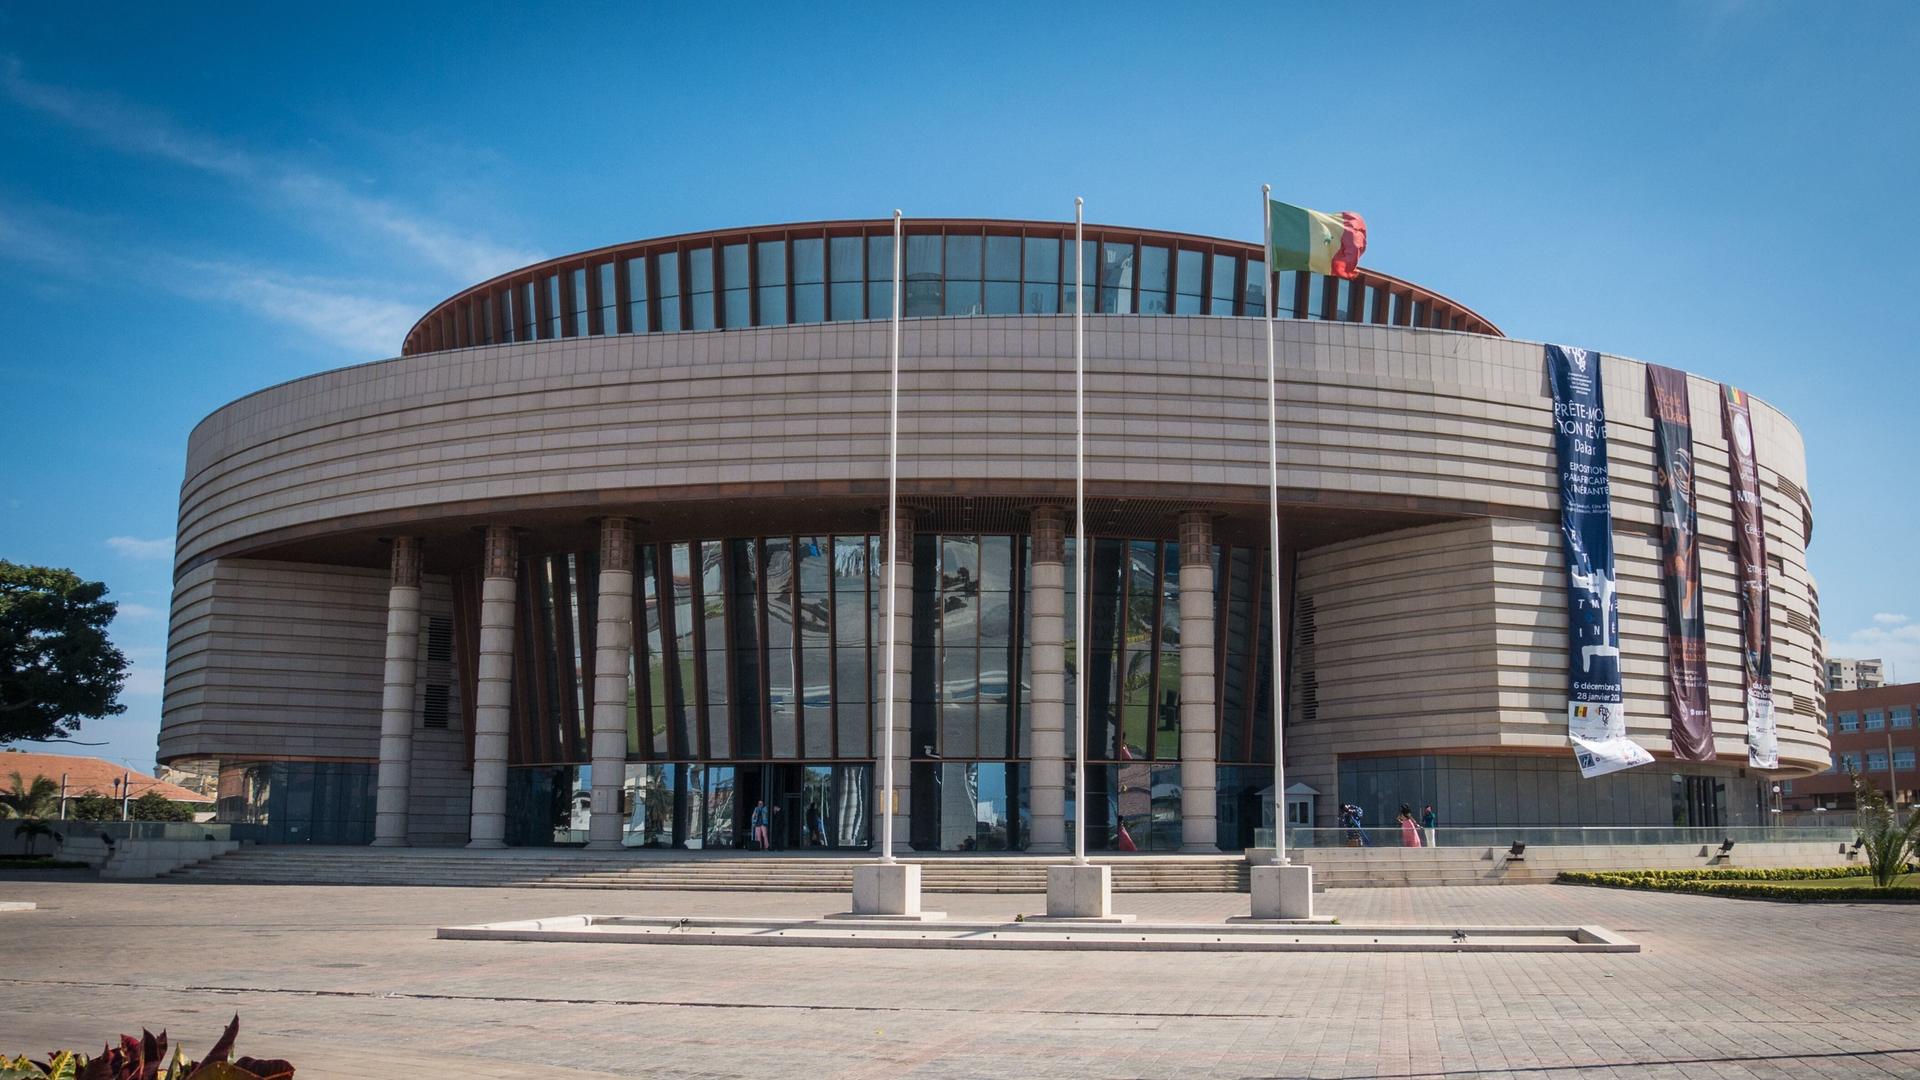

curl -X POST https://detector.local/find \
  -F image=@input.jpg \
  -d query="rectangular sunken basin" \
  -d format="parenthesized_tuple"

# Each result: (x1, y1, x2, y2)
(437, 915, 1637, 953)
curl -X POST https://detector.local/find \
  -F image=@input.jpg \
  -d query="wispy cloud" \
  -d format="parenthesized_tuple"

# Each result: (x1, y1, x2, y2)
(114, 603, 162, 620)
(0, 198, 420, 358)
(1, 57, 539, 282)
(1827, 614, 1920, 685)
(170, 258, 418, 357)
(106, 535, 174, 560)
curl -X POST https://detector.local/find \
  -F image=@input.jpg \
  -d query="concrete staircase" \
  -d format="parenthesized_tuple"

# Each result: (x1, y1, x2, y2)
(166, 847, 1251, 893)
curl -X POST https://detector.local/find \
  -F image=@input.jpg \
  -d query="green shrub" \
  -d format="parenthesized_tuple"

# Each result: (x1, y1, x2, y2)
(1851, 776, 1920, 887)
(1559, 870, 1920, 902)
(1578, 866, 1869, 882)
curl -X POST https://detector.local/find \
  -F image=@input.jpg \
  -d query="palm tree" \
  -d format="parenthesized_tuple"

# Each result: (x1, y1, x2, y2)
(1851, 776, 1920, 887)
(0, 772, 59, 820)
(13, 820, 56, 856)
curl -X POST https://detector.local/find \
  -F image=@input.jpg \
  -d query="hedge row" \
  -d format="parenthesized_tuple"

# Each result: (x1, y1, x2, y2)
(1578, 866, 1870, 882)
(1559, 871, 1920, 903)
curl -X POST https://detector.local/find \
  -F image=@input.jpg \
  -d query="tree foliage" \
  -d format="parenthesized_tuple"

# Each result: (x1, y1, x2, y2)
(129, 790, 194, 822)
(0, 771, 58, 820)
(1, 561, 130, 744)
(68, 794, 119, 822)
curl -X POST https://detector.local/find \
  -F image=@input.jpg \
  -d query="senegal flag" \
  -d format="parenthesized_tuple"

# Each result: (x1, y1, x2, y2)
(1268, 200, 1367, 279)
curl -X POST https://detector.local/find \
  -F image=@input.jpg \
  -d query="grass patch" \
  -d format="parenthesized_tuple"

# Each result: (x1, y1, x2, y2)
(1559, 868, 1920, 903)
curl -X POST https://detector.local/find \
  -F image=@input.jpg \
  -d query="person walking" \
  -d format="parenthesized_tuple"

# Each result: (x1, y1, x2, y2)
(1421, 804, 1438, 847)
(1398, 804, 1422, 848)
(1340, 803, 1370, 847)
(806, 802, 827, 848)
(750, 800, 770, 851)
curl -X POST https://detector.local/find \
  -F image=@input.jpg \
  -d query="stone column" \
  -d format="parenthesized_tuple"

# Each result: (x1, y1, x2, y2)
(873, 507, 915, 850)
(1026, 506, 1067, 852)
(467, 525, 518, 848)
(586, 518, 635, 850)
(1178, 511, 1219, 852)
(372, 537, 422, 847)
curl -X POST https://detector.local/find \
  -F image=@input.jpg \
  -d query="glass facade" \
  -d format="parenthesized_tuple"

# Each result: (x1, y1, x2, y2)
(494, 529, 1278, 850)
(404, 221, 1493, 355)
(215, 760, 375, 844)
(1338, 755, 1769, 830)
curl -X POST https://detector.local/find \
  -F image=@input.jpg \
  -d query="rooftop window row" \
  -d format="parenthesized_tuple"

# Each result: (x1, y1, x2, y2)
(403, 223, 1494, 355)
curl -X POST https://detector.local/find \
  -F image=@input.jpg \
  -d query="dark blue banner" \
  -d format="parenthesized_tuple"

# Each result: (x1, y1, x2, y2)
(1546, 345, 1651, 778)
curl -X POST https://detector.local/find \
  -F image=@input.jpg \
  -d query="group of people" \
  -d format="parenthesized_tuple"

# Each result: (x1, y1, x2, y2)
(747, 800, 830, 851)
(1338, 803, 1437, 847)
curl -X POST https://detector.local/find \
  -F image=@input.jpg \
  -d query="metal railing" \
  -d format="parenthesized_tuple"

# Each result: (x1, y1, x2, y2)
(1254, 825, 1865, 849)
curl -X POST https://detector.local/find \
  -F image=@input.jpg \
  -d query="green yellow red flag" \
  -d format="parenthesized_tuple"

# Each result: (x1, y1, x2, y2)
(1267, 200, 1367, 279)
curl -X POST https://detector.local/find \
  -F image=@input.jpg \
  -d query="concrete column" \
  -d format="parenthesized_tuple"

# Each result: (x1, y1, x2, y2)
(873, 507, 915, 849)
(1178, 511, 1219, 852)
(372, 537, 422, 847)
(467, 525, 518, 849)
(586, 518, 635, 850)
(1026, 506, 1067, 852)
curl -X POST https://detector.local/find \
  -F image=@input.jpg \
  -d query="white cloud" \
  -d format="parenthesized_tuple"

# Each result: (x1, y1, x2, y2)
(170, 258, 417, 358)
(1, 58, 539, 282)
(106, 536, 174, 560)
(1871, 613, 1908, 627)
(1826, 621, 1920, 686)
(114, 603, 162, 620)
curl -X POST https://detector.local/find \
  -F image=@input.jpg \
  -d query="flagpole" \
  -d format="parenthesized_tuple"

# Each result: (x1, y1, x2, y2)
(1262, 184, 1290, 866)
(881, 208, 902, 864)
(1072, 196, 1088, 867)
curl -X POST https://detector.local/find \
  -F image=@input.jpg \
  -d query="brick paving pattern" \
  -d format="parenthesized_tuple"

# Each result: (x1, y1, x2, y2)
(2, 876, 1916, 1078)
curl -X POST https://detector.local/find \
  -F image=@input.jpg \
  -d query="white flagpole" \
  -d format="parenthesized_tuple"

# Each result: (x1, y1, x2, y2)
(881, 208, 903, 863)
(1262, 184, 1290, 866)
(1073, 196, 1088, 866)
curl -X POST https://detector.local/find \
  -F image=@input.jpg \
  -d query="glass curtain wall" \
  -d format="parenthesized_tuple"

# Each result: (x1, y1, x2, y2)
(497, 530, 1273, 850)
(412, 222, 1488, 356)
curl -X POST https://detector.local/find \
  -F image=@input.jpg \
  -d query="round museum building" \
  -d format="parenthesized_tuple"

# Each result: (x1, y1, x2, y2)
(158, 217, 1828, 850)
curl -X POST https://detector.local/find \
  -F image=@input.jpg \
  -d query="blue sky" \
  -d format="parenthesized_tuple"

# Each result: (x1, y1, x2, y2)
(2, 3, 1916, 771)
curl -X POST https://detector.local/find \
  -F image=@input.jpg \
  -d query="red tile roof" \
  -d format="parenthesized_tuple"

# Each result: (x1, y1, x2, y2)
(0, 751, 214, 804)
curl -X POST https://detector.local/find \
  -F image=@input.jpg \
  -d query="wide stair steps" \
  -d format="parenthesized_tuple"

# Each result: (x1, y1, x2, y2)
(166, 848, 1251, 893)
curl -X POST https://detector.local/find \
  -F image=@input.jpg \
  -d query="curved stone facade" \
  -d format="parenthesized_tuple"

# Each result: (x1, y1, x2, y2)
(164, 249, 1824, 848)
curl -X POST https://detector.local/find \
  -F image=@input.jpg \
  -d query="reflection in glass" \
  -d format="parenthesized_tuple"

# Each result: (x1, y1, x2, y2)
(655, 252, 681, 332)
(904, 234, 942, 316)
(866, 235, 894, 320)
(598, 262, 617, 333)
(1023, 237, 1059, 313)
(1138, 245, 1170, 315)
(687, 248, 714, 330)
(571, 268, 588, 336)
(756, 240, 788, 326)
(723, 242, 751, 328)
(1240, 260, 1265, 317)
(792, 237, 824, 324)
(1211, 252, 1237, 315)
(944, 235, 982, 316)
(1174, 249, 1204, 314)
(1099, 241, 1134, 314)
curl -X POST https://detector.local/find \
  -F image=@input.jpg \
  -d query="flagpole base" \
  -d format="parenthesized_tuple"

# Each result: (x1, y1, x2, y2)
(1250, 864, 1314, 920)
(852, 862, 937, 918)
(1046, 863, 1121, 920)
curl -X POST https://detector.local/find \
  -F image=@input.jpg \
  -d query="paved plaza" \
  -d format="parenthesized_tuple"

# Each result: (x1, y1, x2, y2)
(1, 875, 1916, 1078)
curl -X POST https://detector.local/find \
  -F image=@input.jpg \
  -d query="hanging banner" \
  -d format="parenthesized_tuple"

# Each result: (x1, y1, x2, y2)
(1547, 345, 1654, 779)
(1722, 385, 1778, 769)
(1648, 365, 1713, 761)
